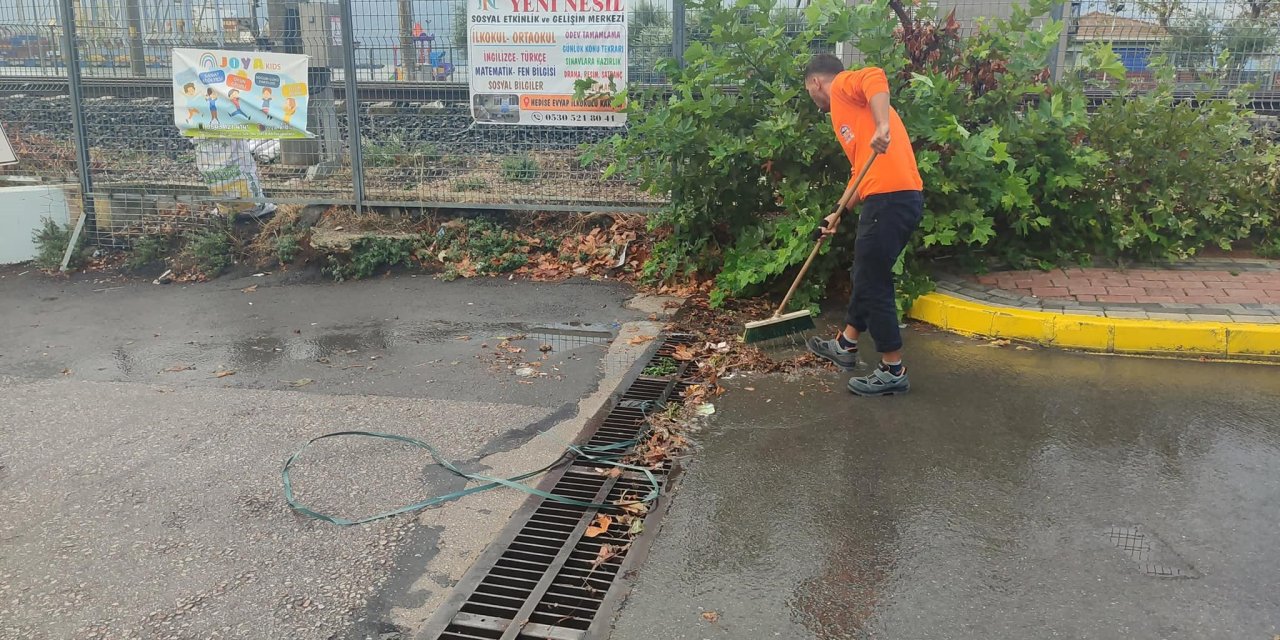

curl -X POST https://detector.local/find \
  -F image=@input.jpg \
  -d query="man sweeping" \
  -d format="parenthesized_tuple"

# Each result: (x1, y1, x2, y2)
(803, 53, 924, 396)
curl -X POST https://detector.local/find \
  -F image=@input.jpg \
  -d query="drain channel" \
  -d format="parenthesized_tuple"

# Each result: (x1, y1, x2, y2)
(420, 334, 698, 640)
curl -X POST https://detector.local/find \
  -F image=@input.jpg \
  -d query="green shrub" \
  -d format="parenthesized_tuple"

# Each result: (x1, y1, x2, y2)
(588, 0, 1278, 311)
(453, 177, 488, 192)
(31, 217, 84, 270)
(363, 135, 442, 168)
(324, 235, 418, 281)
(275, 233, 301, 264)
(1083, 54, 1279, 261)
(184, 227, 234, 277)
(434, 218, 531, 276)
(501, 154, 541, 183)
(125, 234, 174, 271)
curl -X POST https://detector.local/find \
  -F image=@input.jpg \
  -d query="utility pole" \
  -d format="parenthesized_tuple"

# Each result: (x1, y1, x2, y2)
(125, 0, 146, 75)
(399, 0, 418, 80)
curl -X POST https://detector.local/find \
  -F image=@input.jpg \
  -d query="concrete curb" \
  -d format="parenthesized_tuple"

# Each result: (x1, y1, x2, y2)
(907, 292, 1280, 361)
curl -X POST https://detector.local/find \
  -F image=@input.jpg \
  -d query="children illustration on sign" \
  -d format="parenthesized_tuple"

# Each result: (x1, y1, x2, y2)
(172, 49, 309, 138)
(228, 89, 250, 120)
(205, 87, 220, 126)
(183, 83, 201, 124)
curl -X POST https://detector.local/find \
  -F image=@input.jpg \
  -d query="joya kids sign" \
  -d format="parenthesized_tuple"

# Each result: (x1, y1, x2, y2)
(172, 48, 312, 139)
(468, 0, 627, 127)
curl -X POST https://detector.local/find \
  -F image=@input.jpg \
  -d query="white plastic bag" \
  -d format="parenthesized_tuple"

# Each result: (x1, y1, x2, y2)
(194, 139, 265, 215)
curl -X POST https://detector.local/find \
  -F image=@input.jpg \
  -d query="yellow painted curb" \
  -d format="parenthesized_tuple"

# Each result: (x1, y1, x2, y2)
(907, 292, 1280, 361)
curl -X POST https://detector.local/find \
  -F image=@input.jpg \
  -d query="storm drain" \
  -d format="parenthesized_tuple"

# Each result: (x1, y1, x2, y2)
(1106, 525, 1201, 579)
(420, 334, 699, 640)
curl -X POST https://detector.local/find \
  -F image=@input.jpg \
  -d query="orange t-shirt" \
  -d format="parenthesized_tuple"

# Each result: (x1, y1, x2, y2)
(829, 67, 923, 199)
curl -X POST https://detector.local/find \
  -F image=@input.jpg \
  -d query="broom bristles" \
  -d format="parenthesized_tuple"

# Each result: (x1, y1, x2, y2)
(742, 310, 815, 344)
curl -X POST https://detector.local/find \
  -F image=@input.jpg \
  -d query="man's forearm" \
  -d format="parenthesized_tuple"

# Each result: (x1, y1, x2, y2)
(869, 91, 891, 133)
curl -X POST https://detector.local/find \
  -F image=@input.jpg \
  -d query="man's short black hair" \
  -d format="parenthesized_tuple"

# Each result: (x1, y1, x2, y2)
(804, 53, 845, 79)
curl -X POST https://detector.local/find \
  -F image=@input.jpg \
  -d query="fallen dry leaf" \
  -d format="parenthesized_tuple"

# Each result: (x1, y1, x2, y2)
(60, 368, 72, 376)
(672, 344, 697, 361)
(628, 334, 655, 345)
(618, 501, 649, 517)
(539, 344, 553, 353)
(241, 285, 258, 293)
(985, 339, 1013, 347)
(164, 363, 195, 373)
(701, 611, 720, 623)
(1015, 345, 1034, 351)
(591, 540, 627, 570)
(214, 370, 236, 378)
(287, 378, 314, 388)
(584, 515, 613, 538)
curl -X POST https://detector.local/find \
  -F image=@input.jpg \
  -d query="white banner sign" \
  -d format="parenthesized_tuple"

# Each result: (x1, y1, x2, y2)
(172, 48, 311, 139)
(468, 0, 628, 127)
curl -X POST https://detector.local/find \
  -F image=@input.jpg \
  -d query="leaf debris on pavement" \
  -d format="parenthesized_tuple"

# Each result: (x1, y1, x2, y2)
(213, 370, 236, 378)
(584, 515, 612, 538)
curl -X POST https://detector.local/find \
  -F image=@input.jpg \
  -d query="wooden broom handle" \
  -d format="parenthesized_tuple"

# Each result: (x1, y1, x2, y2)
(772, 152, 880, 318)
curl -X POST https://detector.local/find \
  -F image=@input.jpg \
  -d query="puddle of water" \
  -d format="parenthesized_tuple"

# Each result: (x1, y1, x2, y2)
(522, 323, 615, 353)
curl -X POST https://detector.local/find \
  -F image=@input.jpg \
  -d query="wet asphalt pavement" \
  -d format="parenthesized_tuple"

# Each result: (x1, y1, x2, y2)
(610, 326, 1280, 640)
(0, 267, 655, 639)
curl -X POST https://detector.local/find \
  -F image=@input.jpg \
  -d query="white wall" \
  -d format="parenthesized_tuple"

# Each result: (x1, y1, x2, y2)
(0, 185, 72, 265)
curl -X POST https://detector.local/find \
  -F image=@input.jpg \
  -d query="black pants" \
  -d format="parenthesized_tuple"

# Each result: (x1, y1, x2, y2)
(843, 190, 924, 354)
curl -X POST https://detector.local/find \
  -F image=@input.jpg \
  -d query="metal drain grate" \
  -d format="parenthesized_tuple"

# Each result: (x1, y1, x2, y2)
(1106, 525, 1201, 579)
(421, 334, 699, 640)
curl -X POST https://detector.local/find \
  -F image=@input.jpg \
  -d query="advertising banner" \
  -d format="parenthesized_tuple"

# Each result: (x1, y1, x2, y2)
(172, 48, 312, 139)
(468, 0, 627, 127)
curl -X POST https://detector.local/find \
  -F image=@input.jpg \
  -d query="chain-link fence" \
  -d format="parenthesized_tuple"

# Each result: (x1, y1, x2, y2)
(0, 0, 1275, 246)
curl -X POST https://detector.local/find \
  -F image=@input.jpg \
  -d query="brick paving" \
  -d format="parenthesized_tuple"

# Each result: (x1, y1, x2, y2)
(936, 258, 1280, 324)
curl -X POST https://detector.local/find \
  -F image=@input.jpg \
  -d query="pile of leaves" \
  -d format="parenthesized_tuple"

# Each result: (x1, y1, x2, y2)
(317, 213, 653, 284)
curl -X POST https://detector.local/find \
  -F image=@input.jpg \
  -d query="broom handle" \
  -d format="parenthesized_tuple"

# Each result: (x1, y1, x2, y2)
(772, 152, 879, 318)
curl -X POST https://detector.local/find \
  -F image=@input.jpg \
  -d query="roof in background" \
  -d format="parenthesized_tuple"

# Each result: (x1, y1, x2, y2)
(1074, 11, 1170, 42)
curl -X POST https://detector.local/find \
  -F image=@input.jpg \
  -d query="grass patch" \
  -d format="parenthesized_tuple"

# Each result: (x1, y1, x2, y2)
(31, 217, 84, 270)
(125, 234, 175, 271)
(363, 135, 443, 168)
(183, 225, 235, 277)
(642, 357, 678, 377)
(500, 153, 540, 184)
(453, 177, 488, 192)
(275, 233, 301, 264)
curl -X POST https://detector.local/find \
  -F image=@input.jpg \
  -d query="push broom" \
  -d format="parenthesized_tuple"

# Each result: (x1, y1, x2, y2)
(743, 151, 879, 344)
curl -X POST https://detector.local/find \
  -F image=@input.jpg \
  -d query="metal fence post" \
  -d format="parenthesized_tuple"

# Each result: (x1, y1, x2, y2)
(56, 0, 95, 268)
(1048, 0, 1066, 82)
(339, 0, 365, 213)
(671, 0, 687, 215)
(672, 0, 687, 69)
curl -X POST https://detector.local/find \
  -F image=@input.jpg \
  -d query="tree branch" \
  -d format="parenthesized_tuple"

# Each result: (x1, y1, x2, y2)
(888, 0, 914, 37)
